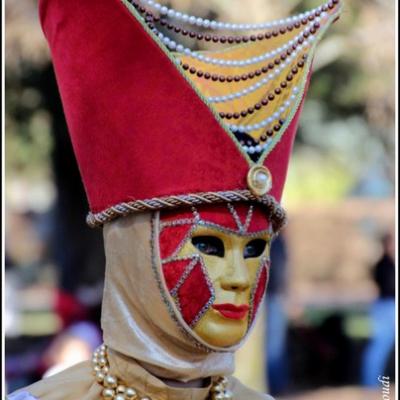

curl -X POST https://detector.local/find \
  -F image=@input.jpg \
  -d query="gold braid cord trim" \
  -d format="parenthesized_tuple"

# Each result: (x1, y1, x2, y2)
(86, 190, 287, 231)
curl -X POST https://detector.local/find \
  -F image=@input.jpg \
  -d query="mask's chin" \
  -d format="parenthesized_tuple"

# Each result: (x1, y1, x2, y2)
(193, 307, 249, 348)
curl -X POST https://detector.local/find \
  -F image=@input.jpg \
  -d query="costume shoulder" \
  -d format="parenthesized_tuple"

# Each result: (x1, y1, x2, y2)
(228, 376, 275, 400)
(7, 361, 101, 400)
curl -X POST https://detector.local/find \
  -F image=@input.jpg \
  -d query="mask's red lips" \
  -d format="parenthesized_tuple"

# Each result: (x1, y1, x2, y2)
(212, 303, 249, 320)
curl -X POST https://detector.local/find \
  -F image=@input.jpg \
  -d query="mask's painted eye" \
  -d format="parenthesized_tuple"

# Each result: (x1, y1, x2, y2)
(192, 236, 225, 257)
(244, 239, 267, 258)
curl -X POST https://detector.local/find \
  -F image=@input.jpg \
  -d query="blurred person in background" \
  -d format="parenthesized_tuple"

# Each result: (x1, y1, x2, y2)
(265, 233, 290, 396)
(39, 290, 103, 378)
(361, 230, 395, 387)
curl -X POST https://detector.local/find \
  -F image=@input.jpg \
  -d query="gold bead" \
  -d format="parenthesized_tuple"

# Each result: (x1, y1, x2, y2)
(95, 372, 105, 383)
(93, 365, 102, 374)
(102, 388, 115, 399)
(102, 366, 110, 374)
(98, 357, 107, 367)
(116, 385, 126, 393)
(104, 375, 118, 388)
(125, 388, 138, 399)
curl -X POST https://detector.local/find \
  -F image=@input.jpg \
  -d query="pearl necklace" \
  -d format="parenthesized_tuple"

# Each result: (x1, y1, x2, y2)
(140, 0, 337, 31)
(92, 345, 233, 400)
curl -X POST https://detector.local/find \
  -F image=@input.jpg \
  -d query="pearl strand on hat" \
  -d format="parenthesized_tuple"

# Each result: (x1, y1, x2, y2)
(132, 0, 324, 46)
(140, 0, 335, 31)
(207, 40, 310, 103)
(155, 23, 318, 67)
(229, 86, 299, 135)
(92, 344, 233, 400)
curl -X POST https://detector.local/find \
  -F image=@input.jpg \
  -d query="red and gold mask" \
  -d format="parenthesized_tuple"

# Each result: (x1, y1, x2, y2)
(158, 203, 272, 348)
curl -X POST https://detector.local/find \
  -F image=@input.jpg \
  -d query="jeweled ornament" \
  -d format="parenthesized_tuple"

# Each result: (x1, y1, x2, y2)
(247, 166, 273, 196)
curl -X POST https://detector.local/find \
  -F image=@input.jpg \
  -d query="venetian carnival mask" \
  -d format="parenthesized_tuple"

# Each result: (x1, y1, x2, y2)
(158, 203, 272, 348)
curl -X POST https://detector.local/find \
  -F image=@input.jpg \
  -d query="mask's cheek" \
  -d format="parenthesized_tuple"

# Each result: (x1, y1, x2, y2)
(249, 260, 270, 325)
(161, 258, 215, 328)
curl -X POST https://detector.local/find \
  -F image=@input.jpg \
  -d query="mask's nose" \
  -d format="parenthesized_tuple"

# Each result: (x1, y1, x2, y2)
(220, 252, 250, 292)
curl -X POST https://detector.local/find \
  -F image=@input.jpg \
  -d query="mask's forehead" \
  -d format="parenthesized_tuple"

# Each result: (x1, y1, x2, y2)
(160, 203, 270, 234)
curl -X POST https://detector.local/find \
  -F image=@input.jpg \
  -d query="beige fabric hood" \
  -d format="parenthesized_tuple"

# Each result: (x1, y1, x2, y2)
(101, 212, 235, 382)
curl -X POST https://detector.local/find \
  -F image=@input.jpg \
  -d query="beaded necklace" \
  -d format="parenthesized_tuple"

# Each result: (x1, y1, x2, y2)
(92, 345, 233, 400)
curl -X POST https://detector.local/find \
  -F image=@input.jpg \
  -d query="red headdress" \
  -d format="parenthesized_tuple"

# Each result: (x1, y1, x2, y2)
(39, 0, 342, 232)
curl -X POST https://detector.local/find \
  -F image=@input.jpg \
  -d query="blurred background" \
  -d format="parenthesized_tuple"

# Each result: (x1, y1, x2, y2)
(4, 0, 396, 398)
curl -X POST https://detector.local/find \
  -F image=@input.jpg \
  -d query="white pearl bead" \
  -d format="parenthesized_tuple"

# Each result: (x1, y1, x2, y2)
(255, 171, 269, 184)
(98, 357, 107, 367)
(102, 389, 115, 399)
(189, 16, 196, 24)
(125, 388, 138, 399)
(196, 17, 203, 26)
(102, 366, 110, 374)
(104, 375, 118, 388)
(160, 6, 168, 15)
(96, 372, 105, 383)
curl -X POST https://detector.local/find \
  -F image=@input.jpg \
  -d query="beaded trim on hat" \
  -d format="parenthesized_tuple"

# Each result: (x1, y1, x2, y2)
(129, 0, 342, 162)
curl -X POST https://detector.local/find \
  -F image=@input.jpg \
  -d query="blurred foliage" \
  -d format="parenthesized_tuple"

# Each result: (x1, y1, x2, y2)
(5, 0, 395, 202)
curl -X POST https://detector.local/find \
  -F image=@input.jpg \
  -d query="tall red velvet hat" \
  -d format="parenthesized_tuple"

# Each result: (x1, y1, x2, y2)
(39, 0, 342, 232)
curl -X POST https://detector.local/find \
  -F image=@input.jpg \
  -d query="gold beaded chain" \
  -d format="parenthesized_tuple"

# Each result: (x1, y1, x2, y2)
(92, 345, 233, 400)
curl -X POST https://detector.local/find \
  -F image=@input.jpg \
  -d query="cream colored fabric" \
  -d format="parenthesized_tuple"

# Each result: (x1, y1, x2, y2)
(9, 212, 275, 399)
(101, 212, 234, 381)
(10, 351, 274, 400)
